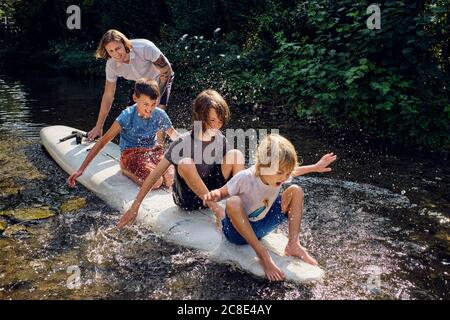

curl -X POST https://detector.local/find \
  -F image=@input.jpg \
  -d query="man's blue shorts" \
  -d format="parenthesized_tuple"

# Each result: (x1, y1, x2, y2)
(222, 195, 287, 245)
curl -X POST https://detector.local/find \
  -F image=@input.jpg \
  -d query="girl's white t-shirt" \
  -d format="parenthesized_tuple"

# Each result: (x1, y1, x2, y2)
(226, 166, 282, 222)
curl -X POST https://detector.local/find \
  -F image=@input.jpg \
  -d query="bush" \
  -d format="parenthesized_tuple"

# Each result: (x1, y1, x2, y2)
(1, 0, 448, 150)
(161, 33, 270, 107)
(266, 1, 450, 150)
(48, 40, 103, 75)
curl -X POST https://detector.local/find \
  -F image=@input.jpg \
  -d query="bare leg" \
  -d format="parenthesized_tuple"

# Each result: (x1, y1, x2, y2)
(221, 149, 245, 180)
(178, 151, 244, 220)
(281, 185, 318, 265)
(178, 158, 224, 218)
(226, 196, 285, 281)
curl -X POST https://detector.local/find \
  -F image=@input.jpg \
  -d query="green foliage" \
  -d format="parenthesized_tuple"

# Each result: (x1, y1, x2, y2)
(266, 1, 449, 150)
(160, 34, 269, 106)
(1, 0, 448, 150)
(48, 40, 103, 74)
(162, 0, 267, 43)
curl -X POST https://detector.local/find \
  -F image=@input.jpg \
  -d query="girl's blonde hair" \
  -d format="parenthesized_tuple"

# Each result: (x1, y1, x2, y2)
(192, 89, 230, 132)
(95, 29, 133, 60)
(255, 134, 298, 176)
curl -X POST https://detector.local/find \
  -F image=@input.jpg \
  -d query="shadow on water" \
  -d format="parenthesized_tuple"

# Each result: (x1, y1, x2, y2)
(0, 68, 449, 299)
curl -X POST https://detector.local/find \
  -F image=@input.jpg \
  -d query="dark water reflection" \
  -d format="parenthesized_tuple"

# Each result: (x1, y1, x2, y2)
(0, 68, 448, 300)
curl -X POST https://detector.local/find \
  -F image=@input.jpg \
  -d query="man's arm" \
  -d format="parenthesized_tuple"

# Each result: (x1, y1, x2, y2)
(153, 54, 172, 99)
(88, 80, 116, 140)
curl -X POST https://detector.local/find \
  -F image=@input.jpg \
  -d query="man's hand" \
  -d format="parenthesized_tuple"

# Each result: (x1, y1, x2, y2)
(117, 207, 138, 228)
(67, 170, 83, 188)
(314, 153, 337, 173)
(87, 126, 103, 142)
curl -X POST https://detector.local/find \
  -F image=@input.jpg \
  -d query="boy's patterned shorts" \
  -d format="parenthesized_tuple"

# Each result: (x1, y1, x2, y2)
(120, 145, 174, 187)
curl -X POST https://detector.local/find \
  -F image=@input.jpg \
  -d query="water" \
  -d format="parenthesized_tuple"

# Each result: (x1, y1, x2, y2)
(0, 68, 449, 300)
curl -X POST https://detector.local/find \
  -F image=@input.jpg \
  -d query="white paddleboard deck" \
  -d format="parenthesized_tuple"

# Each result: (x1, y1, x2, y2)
(40, 125, 324, 283)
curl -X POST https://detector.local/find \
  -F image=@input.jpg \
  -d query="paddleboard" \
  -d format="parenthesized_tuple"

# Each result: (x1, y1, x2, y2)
(40, 125, 325, 283)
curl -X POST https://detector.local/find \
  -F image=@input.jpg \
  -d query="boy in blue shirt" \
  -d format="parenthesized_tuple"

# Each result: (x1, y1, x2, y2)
(68, 78, 179, 189)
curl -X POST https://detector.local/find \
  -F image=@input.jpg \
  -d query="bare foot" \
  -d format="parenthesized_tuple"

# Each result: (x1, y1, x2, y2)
(285, 242, 318, 266)
(258, 251, 285, 281)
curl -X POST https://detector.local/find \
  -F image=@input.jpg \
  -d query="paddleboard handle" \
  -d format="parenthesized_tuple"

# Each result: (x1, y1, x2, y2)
(59, 131, 87, 144)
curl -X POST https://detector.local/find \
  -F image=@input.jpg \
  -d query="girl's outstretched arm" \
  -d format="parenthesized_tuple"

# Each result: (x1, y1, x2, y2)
(203, 186, 229, 230)
(117, 157, 172, 228)
(166, 127, 180, 141)
(87, 80, 116, 141)
(291, 153, 337, 177)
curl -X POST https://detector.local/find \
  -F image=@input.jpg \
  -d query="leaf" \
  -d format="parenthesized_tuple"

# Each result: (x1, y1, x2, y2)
(0, 207, 55, 222)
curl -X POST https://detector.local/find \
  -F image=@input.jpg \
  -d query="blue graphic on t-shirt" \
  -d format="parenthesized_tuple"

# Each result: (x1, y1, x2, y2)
(248, 198, 270, 219)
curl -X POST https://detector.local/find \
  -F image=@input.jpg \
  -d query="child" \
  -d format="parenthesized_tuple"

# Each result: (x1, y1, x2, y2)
(117, 89, 245, 229)
(203, 134, 337, 281)
(68, 78, 179, 189)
